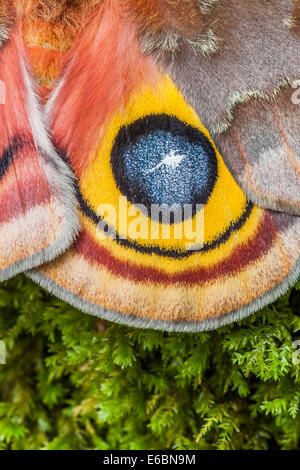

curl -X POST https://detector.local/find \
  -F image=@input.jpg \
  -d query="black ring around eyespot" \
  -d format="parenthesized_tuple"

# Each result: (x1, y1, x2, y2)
(110, 114, 218, 221)
(55, 147, 254, 260)
(77, 188, 254, 258)
(0, 136, 25, 183)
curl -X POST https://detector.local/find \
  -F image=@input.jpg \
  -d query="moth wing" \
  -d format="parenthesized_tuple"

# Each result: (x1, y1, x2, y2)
(163, 0, 300, 214)
(213, 87, 300, 214)
(28, 2, 300, 332)
(0, 26, 79, 281)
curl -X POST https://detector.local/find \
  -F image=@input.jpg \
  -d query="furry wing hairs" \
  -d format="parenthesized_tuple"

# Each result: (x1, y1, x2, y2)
(0, 4, 79, 281)
(1, 0, 300, 332)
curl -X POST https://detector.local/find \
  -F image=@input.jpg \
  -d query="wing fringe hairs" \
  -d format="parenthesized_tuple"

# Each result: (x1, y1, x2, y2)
(0, 12, 80, 281)
(25, 0, 300, 332)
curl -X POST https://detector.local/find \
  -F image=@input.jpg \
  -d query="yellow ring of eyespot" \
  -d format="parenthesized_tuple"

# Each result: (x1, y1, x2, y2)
(78, 74, 264, 272)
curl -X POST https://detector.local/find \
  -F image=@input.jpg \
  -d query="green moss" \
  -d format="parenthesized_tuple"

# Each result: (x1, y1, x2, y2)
(0, 275, 300, 450)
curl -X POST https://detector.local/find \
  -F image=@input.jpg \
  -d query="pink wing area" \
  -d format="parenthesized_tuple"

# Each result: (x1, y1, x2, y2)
(0, 28, 79, 281)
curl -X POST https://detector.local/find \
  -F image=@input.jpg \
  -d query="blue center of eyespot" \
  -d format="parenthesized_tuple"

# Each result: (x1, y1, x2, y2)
(122, 130, 212, 208)
(111, 115, 218, 221)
